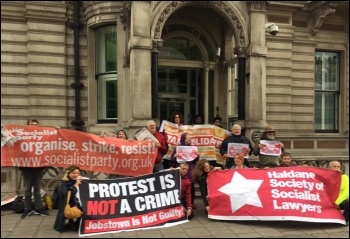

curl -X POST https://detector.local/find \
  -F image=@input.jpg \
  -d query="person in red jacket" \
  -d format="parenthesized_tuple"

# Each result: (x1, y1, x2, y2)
(146, 120, 168, 172)
(179, 162, 193, 219)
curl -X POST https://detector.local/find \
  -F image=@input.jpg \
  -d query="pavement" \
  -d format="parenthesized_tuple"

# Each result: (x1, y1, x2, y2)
(1, 198, 349, 238)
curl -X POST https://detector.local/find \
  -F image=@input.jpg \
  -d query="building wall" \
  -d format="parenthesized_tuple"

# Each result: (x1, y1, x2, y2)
(1, 1, 349, 198)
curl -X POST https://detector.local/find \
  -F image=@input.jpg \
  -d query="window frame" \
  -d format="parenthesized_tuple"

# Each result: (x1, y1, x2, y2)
(314, 51, 340, 133)
(95, 25, 118, 123)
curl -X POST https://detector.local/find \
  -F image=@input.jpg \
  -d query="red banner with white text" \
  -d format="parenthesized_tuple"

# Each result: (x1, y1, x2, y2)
(1, 124, 157, 177)
(207, 167, 346, 225)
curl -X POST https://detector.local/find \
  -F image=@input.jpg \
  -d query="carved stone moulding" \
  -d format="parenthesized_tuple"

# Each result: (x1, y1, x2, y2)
(153, 1, 247, 48)
(234, 46, 248, 58)
(82, 1, 123, 27)
(152, 39, 163, 53)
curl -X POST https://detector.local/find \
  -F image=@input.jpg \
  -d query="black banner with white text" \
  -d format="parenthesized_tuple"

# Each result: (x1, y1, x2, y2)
(78, 170, 188, 236)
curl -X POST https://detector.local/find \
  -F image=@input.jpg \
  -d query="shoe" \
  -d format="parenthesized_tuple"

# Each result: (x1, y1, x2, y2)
(21, 210, 32, 219)
(31, 210, 39, 215)
(33, 209, 48, 216)
(67, 220, 78, 231)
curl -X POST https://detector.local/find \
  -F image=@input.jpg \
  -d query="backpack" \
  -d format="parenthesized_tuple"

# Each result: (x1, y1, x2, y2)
(52, 184, 60, 209)
(11, 196, 24, 213)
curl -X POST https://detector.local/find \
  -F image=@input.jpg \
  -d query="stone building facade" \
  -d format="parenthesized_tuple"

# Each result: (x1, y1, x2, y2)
(1, 1, 349, 196)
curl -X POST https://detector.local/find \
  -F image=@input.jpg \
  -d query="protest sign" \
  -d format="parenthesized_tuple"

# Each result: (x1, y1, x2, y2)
(175, 146, 198, 162)
(227, 143, 249, 158)
(159, 120, 230, 164)
(134, 127, 159, 143)
(207, 167, 346, 225)
(259, 140, 282, 156)
(1, 124, 157, 177)
(78, 170, 188, 236)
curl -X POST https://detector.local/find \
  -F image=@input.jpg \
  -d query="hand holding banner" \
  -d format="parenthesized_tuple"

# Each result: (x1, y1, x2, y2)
(176, 146, 198, 162)
(227, 143, 249, 158)
(134, 127, 159, 143)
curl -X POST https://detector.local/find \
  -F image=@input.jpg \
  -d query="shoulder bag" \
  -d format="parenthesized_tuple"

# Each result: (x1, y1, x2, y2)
(64, 190, 83, 219)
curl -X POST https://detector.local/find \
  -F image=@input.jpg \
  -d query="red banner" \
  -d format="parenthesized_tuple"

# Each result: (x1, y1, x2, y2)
(1, 125, 157, 177)
(207, 167, 346, 224)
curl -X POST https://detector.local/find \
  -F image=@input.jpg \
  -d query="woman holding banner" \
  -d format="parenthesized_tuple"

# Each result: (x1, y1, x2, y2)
(230, 153, 248, 169)
(53, 166, 83, 233)
(171, 132, 199, 208)
(193, 159, 222, 214)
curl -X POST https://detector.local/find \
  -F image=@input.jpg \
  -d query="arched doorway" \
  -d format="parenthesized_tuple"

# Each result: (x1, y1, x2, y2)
(158, 24, 216, 124)
(152, 3, 248, 126)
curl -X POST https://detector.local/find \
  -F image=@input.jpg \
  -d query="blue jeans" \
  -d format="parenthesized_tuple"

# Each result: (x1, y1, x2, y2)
(22, 169, 45, 211)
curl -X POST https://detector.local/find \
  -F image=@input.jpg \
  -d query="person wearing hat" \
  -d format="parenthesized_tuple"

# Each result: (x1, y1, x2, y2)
(220, 124, 253, 168)
(253, 125, 285, 168)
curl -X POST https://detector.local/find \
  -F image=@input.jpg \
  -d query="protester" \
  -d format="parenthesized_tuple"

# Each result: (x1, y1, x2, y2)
(109, 130, 129, 179)
(193, 115, 203, 124)
(328, 161, 349, 225)
(279, 152, 297, 167)
(253, 125, 285, 168)
(220, 124, 253, 168)
(230, 153, 248, 169)
(116, 129, 128, 139)
(171, 132, 199, 208)
(156, 126, 170, 170)
(20, 119, 49, 219)
(27, 119, 39, 126)
(178, 163, 193, 219)
(170, 112, 184, 126)
(212, 116, 223, 128)
(192, 159, 222, 214)
(146, 120, 168, 172)
(100, 129, 128, 139)
(53, 166, 83, 233)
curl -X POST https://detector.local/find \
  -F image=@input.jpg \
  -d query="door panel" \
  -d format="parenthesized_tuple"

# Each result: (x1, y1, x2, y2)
(159, 99, 185, 123)
(158, 67, 203, 125)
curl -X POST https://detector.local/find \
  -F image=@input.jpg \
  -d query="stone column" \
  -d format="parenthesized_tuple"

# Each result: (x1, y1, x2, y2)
(152, 39, 163, 121)
(245, 1, 269, 137)
(25, 2, 68, 127)
(128, 1, 152, 126)
(204, 61, 210, 124)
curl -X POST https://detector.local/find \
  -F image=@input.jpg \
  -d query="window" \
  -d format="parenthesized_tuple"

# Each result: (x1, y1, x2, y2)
(159, 37, 202, 61)
(95, 25, 117, 122)
(227, 60, 238, 119)
(314, 51, 340, 132)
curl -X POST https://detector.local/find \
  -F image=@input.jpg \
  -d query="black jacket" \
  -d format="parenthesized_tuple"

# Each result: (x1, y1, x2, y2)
(53, 179, 82, 232)
(220, 134, 253, 168)
(198, 172, 209, 207)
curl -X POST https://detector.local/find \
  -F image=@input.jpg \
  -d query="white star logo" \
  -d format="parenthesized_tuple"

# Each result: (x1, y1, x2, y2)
(218, 172, 264, 213)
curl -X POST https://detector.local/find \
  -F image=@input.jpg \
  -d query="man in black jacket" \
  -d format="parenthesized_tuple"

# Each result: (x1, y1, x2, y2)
(220, 124, 253, 168)
(20, 119, 49, 218)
